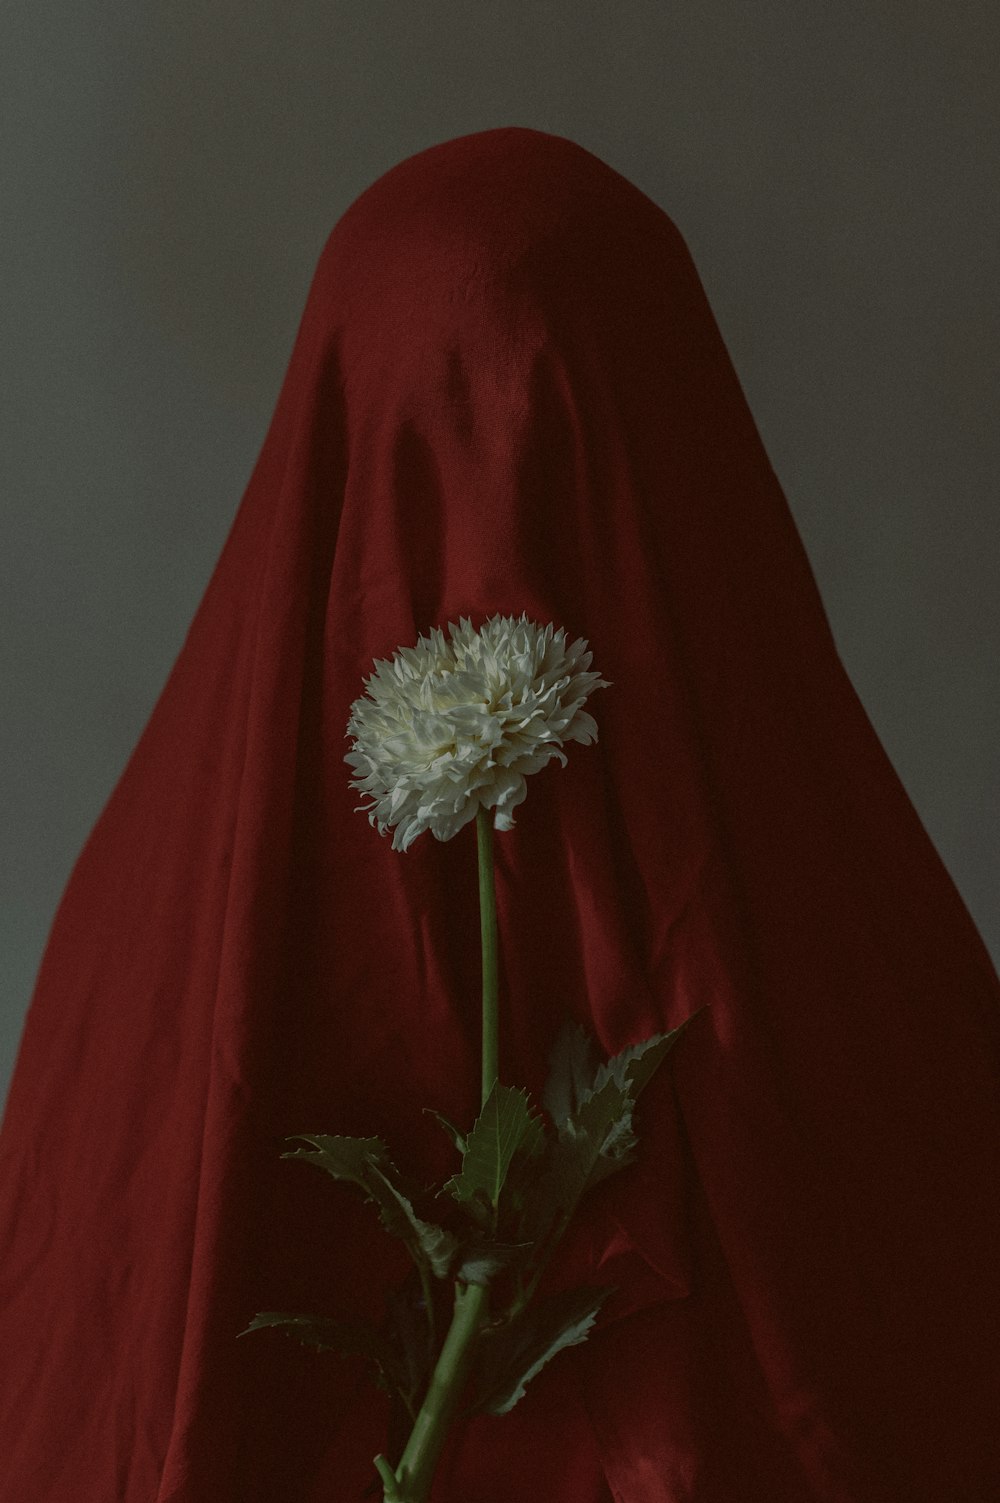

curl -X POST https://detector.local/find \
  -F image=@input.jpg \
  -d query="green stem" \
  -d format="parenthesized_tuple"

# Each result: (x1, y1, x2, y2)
(476, 804, 499, 1105)
(374, 804, 500, 1501)
(381, 1280, 488, 1502)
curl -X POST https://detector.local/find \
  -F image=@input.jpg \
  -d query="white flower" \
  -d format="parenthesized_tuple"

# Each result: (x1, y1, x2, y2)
(345, 613, 611, 852)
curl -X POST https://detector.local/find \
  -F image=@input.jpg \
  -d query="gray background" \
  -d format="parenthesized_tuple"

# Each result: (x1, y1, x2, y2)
(3, 2, 997, 1109)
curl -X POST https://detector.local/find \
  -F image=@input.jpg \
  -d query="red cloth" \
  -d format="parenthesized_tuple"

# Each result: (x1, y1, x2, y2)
(2, 125, 999, 1502)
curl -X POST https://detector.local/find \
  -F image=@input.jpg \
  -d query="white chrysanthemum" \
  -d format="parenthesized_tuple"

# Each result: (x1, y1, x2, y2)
(345, 613, 611, 852)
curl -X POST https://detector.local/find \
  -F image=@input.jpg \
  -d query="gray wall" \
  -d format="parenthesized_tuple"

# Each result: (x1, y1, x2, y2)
(3, 3, 998, 1107)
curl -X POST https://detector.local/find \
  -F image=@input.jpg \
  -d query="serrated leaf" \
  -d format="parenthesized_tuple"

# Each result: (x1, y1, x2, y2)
(238, 1310, 401, 1382)
(591, 1011, 706, 1102)
(443, 1083, 545, 1215)
(516, 1014, 707, 1252)
(573, 1072, 633, 1150)
(284, 1133, 457, 1279)
(542, 1022, 599, 1127)
(592, 1034, 668, 1099)
(558, 1074, 636, 1199)
(550, 1015, 706, 1209)
(468, 1285, 614, 1416)
(514, 1080, 636, 1245)
(366, 1162, 459, 1278)
(282, 1133, 396, 1187)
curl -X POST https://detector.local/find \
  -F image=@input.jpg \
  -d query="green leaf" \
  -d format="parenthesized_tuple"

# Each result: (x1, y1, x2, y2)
(513, 1014, 708, 1260)
(538, 1076, 635, 1221)
(366, 1162, 459, 1279)
(590, 1018, 696, 1102)
(551, 1017, 707, 1207)
(574, 1072, 637, 1173)
(542, 1022, 599, 1127)
(512, 1082, 640, 1247)
(283, 1133, 458, 1279)
(238, 1310, 402, 1389)
(443, 1083, 545, 1216)
(546, 1010, 707, 1131)
(282, 1133, 396, 1187)
(468, 1285, 614, 1416)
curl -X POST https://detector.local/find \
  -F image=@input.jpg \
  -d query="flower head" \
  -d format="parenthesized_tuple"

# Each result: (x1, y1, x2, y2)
(345, 613, 611, 851)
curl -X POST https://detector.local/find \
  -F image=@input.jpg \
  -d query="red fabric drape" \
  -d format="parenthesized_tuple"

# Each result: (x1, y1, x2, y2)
(2, 125, 999, 1502)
